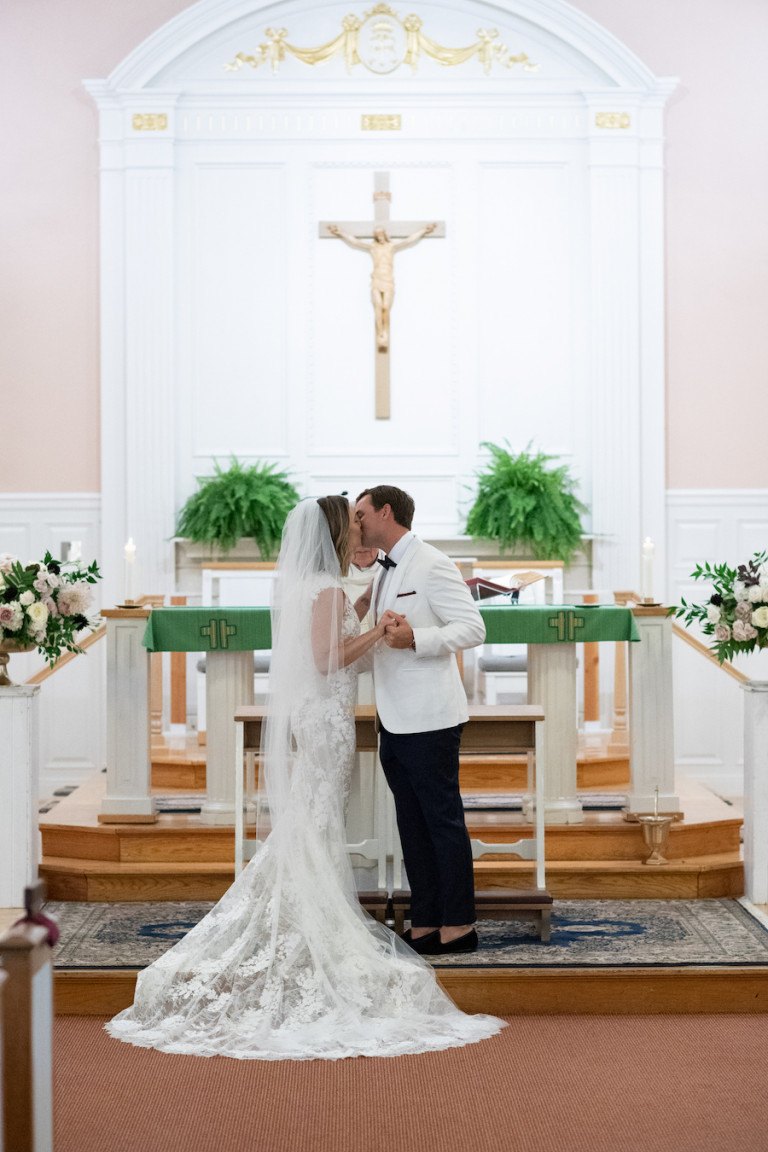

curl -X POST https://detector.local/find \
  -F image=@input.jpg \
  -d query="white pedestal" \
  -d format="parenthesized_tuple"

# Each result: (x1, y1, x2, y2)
(0, 686, 41, 907)
(201, 650, 254, 825)
(101, 610, 156, 823)
(742, 680, 768, 904)
(625, 609, 680, 814)
(525, 644, 583, 824)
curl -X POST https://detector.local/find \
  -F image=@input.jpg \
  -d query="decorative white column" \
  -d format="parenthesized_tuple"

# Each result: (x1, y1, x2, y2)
(625, 607, 680, 814)
(742, 680, 768, 904)
(525, 645, 583, 824)
(0, 686, 41, 907)
(200, 652, 254, 825)
(84, 85, 179, 603)
(100, 609, 156, 823)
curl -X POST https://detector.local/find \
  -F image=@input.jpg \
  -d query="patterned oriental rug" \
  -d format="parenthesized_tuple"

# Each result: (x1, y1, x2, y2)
(47, 899, 768, 971)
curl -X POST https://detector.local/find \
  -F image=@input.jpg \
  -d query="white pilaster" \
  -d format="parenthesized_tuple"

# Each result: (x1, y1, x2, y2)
(525, 645, 583, 824)
(100, 610, 156, 822)
(742, 681, 768, 904)
(201, 651, 255, 824)
(626, 608, 680, 813)
(0, 687, 41, 907)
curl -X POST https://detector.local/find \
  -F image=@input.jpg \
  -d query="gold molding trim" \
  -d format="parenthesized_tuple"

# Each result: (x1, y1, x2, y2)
(363, 114, 402, 131)
(595, 112, 631, 130)
(226, 4, 538, 77)
(132, 113, 168, 132)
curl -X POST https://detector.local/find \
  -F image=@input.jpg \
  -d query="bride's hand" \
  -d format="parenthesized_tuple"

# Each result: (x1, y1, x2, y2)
(376, 610, 401, 639)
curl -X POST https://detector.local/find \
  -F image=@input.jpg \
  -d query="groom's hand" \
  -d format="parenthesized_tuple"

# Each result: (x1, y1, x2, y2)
(383, 612, 414, 649)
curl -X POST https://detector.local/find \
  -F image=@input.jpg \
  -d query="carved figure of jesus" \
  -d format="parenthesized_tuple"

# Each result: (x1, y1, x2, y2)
(327, 222, 437, 350)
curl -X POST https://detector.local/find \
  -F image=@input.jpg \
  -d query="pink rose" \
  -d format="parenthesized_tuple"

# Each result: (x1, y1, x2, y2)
(0, 602, 23, 631)
(714, 623, 732, 642)
(735, 600, 753, 622)
(733, 619, 758, 642)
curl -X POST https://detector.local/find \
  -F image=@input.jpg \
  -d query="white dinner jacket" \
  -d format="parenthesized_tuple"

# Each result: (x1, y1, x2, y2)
(372, 537, 485, 734)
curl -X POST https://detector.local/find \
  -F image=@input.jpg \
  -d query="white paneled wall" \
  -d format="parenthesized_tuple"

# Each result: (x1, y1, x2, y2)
(0, 494, 105, 792)
(668, 490, 768, 797)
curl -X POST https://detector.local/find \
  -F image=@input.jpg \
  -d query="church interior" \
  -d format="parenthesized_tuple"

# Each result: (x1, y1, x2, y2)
(1, 1, 768, 1149)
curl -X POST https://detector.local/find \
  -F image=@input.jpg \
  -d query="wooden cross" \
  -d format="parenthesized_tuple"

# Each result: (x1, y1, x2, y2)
(319, 172, 445, 419)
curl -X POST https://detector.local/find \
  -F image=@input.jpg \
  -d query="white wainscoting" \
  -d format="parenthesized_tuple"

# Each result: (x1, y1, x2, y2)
(667, 489, 768, 798)
(0, 494, 105, 792)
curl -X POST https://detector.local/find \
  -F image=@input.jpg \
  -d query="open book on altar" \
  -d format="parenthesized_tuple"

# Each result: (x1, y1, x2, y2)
(465, 572, 547, 601)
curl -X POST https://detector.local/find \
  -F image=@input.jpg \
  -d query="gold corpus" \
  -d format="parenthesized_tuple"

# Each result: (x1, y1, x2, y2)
(364, 115, 402, 131)
(132, 113, 168, 132)
(595, 112, 631, 130)
(226, 4, 538, 76)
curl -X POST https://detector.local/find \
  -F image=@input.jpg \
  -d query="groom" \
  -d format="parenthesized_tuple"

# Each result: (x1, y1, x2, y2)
(355, 486, 485, 955)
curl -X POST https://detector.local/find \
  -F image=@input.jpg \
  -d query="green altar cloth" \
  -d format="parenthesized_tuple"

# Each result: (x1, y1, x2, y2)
(144, 604, 638, 652)
(143, 607, 272, 652)
(480, 605, 639, 644)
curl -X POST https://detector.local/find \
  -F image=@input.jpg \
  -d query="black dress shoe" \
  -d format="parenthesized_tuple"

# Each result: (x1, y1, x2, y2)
(432, 929, 479, 955)
(401, 928, 441, 954)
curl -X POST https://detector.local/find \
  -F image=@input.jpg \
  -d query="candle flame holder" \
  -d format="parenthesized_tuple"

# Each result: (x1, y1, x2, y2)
(637, 814, 675, 865)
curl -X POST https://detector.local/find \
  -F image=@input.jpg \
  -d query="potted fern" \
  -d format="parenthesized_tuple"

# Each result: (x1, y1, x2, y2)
(466, 442, 587, 563)
(175, 457, 300, 558)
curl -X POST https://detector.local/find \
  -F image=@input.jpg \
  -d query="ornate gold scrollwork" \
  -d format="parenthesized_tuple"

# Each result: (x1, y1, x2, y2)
(595, 112, 631, 130)
(131, 113, 168, 131)
(226, 4, 537, 76)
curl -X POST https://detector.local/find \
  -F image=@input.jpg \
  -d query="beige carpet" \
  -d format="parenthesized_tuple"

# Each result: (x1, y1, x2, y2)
(55, 1015, 768, 1152)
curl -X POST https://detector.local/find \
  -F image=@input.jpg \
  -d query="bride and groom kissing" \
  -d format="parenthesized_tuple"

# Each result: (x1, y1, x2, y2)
(107, 486, 503, 1061)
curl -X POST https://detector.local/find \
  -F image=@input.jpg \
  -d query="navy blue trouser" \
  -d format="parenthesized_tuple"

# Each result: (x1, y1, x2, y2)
(379, 723, 475, 927)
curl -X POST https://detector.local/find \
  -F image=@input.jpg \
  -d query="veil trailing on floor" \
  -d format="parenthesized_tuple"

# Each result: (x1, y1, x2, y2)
(106, 499, 504, 1059)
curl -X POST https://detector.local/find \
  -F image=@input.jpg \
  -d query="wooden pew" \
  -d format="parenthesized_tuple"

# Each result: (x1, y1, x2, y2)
(0, 886, 54, 1152)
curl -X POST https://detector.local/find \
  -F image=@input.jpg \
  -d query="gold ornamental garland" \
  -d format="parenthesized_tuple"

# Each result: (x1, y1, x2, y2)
(226, 4, 537, 76)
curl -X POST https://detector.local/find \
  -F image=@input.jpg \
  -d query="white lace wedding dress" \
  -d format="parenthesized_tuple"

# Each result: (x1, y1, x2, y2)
(107, 567, 504, 1060)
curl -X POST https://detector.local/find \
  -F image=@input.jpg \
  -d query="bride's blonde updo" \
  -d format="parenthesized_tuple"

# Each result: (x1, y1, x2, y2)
(317, 495, 351, 575)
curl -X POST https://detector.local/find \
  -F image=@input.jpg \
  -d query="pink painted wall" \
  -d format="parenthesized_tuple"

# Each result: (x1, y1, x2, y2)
(1, 0, 766, 491)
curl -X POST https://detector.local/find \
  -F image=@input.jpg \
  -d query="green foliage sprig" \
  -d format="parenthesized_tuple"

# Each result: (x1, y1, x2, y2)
(175, 457, 300, 557)
(465, 442, 587, 562)
(672, 551, 768, 664)
(0, 550, 102, 666)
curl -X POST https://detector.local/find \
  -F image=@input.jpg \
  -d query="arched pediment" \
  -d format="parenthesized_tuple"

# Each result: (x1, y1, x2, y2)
(105, 0, 666, 94)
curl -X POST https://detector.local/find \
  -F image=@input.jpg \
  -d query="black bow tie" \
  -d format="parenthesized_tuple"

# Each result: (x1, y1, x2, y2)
(377, 555, 397, 571)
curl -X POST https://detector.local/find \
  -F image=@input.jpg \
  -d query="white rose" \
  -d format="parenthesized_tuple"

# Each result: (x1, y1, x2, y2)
(748, 585, 764, 604)
(734, 581, 749, 601)
(706, 604, 721, 624)
(26, 601, 49, 631)
(752, 606, 768, 629)
(19, 590, 35, 606)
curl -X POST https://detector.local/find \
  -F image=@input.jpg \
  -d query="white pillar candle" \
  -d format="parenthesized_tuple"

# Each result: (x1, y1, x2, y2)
(124, 538, 137, 603)
(653, 785, 659, 817)
(641, 537, 655, 602)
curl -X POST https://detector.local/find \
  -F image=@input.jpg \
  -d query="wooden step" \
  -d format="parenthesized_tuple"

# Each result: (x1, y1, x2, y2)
(41, 810, 741, 866)
(53, 963, 768, 1017)
(39, 852, 743, 903)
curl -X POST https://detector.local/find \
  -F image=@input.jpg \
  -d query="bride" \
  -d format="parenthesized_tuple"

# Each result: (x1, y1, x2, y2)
(106, 496, 504, 1060)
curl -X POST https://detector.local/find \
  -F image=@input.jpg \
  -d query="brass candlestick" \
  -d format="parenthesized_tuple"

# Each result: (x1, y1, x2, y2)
(637, 814, 675, 865)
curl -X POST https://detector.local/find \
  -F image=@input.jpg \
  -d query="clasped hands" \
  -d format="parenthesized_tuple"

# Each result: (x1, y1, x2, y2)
(378, 609, 413, 649)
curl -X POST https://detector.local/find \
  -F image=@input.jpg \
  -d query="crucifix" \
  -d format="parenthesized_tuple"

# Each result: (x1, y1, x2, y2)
(319, 172, 445, 419)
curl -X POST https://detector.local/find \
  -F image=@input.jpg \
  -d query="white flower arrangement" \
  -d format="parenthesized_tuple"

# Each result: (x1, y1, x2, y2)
(673, 552, 768, 663)
(0, 550, 101, 666)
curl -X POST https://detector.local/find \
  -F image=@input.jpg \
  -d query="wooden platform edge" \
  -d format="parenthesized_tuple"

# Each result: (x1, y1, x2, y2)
(54, 965, 768, 1017)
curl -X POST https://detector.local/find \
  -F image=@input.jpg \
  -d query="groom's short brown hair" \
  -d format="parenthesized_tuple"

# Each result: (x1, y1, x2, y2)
(357, 485, 415, 530)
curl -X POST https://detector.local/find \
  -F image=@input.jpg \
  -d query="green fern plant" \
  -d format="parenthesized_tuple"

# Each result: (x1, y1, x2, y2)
(175, 457, 300, 557)
(466, 442, 587, 562)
